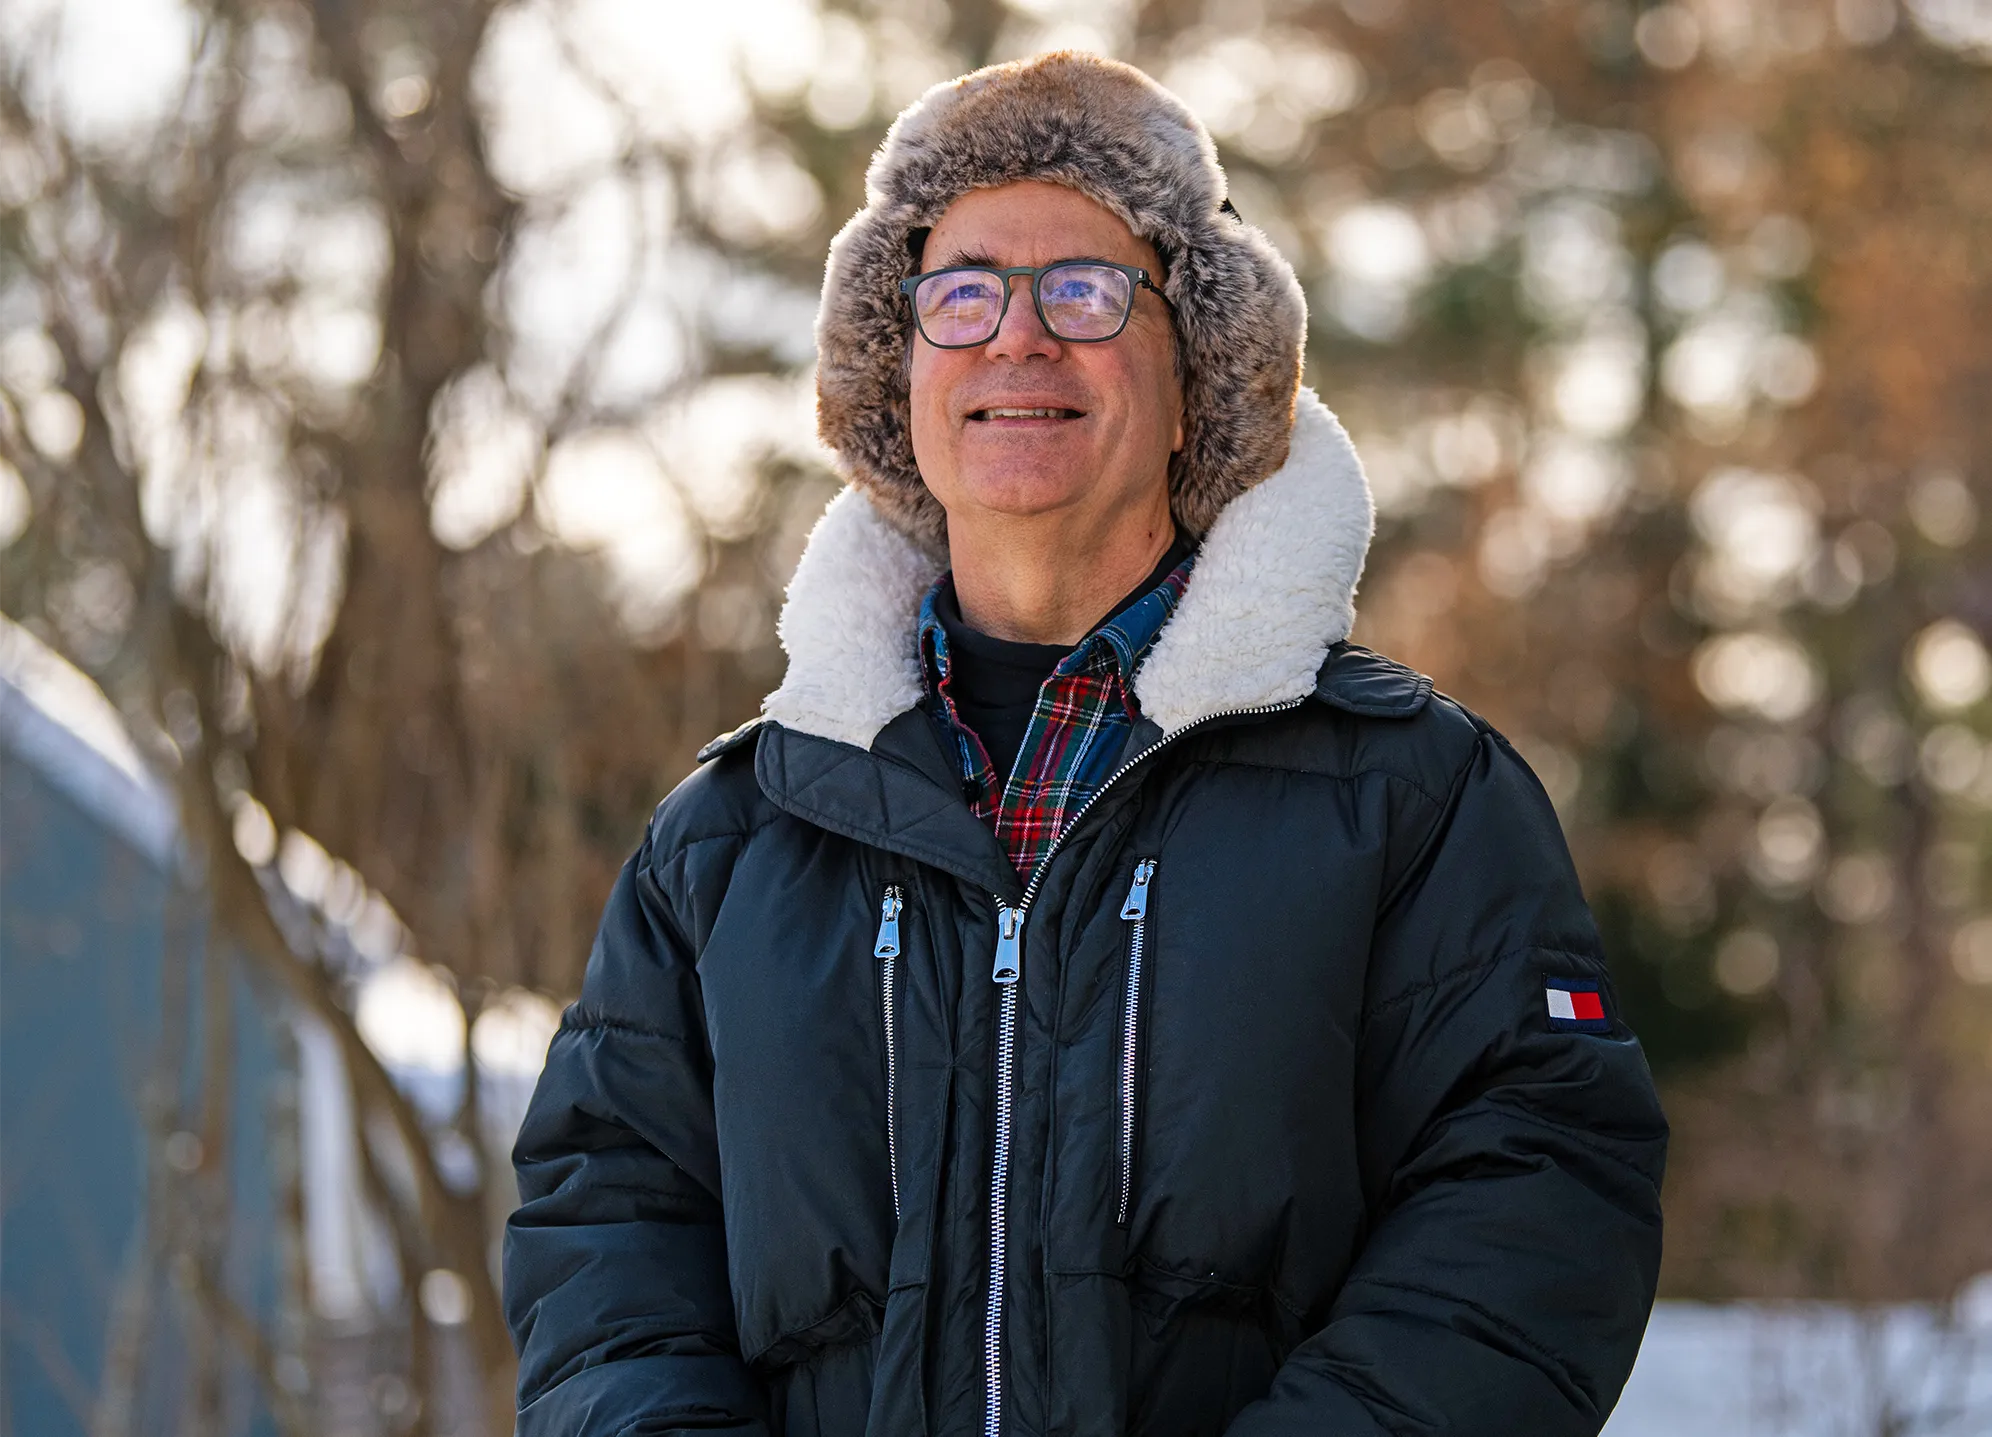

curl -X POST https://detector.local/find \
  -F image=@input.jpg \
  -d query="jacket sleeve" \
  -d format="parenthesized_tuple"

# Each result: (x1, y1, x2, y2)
(1225, 723, 1668, 1437)
(503, 817, 768, 1436)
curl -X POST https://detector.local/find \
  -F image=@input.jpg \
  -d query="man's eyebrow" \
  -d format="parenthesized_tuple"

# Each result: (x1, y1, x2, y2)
(927, 247, 1004, 270)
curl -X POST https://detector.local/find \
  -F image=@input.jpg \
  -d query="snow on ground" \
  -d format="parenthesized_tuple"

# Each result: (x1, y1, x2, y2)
(1606, 1290, 1992, 1436)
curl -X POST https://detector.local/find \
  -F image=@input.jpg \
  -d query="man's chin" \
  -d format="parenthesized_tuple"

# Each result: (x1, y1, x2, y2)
(943, 465, 1099, 522)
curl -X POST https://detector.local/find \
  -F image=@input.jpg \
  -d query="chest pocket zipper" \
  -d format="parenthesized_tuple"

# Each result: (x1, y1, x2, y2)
(876, 885, 903, 1220)
(1117, 859, 1157, 1228)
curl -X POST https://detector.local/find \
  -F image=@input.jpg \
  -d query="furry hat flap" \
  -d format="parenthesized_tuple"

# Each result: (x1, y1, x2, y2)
(815, 51, 1308, 548)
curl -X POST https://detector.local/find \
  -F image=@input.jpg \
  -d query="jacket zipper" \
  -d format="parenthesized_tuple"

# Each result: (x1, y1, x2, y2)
(876, 885, 903, 1221)
(1116, 859, 1156, 1227)
(983, 902, 1022, 1437)
(981, 698, 1302, 1437)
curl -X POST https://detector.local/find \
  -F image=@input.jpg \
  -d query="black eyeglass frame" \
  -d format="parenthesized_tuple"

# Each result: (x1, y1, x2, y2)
(897, 259, 1172, 349)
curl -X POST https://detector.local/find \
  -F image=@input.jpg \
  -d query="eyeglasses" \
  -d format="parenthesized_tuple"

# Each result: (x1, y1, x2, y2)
(899, 259, 1170, 349)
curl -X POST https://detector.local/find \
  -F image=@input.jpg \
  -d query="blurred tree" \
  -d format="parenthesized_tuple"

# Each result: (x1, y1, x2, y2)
(0, 0, 843, 1427)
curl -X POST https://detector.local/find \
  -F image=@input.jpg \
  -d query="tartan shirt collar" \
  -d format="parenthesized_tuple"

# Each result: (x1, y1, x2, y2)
(916, 554, 1194, 878)
(917, 555, 1195, 733)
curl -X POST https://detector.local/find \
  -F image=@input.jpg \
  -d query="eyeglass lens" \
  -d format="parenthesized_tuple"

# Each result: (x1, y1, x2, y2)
(912, 263, 1135, 346)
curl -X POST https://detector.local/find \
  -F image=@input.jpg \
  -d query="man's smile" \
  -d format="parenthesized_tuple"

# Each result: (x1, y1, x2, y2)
(968, 406, 1085, 421)
(963, 398, 1090, 428)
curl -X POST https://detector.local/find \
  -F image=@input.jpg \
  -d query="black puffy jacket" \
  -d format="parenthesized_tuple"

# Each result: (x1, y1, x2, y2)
(504, 395, 1667, 1437)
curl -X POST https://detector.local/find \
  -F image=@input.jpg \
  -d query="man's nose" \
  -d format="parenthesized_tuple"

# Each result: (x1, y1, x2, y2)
(984, 273, 1061, 361)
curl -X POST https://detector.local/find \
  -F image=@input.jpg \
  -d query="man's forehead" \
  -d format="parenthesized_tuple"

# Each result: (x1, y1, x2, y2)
(921, 181, 1161, 269)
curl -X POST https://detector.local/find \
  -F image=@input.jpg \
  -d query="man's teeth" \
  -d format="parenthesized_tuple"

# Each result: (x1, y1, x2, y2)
(977, 407, 1077, 419)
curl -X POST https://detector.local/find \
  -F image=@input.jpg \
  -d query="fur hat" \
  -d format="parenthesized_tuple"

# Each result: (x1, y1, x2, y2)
(814, 51, 1308, 549)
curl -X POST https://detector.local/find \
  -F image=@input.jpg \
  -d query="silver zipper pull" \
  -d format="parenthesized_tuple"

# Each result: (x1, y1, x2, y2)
(875, 887, 902, 958)
(1120, 859, 1156, 921)
(991, 903, 1023, 984)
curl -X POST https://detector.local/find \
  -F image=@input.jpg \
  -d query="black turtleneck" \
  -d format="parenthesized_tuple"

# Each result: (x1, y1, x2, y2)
(937, 531, 1193, 785)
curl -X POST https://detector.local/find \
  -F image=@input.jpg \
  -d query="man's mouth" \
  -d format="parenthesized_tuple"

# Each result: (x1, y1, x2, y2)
(968, 406, 1085, 421)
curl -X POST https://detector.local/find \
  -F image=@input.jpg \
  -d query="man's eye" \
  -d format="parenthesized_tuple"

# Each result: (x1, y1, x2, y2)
(1045, 280, 1104, 304)
(939, 280, 999, 306)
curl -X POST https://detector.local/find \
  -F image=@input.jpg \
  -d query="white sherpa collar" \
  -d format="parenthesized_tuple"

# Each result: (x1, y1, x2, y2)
(761, 387, 1374, 750)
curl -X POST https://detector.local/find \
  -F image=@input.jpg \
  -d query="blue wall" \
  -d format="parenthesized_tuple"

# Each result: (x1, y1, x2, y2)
(2, 699, 287, 1437)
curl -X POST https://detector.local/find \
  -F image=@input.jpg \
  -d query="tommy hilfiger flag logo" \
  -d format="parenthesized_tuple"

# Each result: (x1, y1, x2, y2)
(1545, 979, 1611, 1033)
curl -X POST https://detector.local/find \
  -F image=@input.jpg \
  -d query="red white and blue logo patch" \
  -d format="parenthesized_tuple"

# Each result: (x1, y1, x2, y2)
(1544, 979, 1611, 1033)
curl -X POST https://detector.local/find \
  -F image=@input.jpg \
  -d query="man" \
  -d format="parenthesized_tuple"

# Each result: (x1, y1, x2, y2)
(505, 52, 1667, 1437)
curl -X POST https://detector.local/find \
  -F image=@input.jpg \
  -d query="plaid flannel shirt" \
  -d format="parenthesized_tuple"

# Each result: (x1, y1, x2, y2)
(918, 553, 1195, 882)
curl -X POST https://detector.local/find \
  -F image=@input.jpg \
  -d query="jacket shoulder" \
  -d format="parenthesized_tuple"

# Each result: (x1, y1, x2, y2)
(646, 721, 779, 863)
(1311, 642, 1434, 718)
(694, 715, 770, 763)
(1275, 644, 1492, 802)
